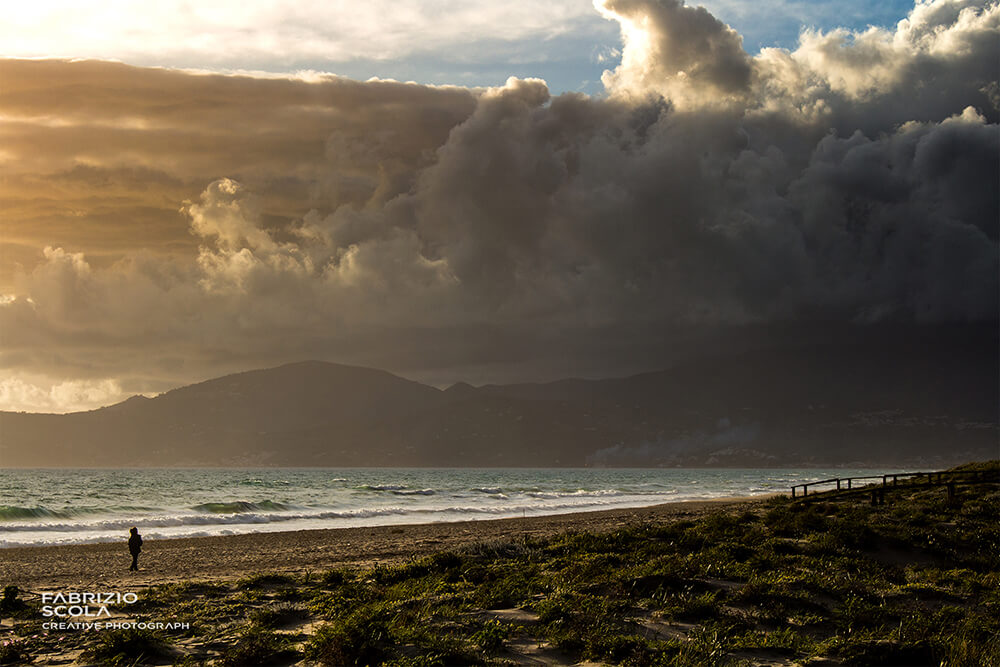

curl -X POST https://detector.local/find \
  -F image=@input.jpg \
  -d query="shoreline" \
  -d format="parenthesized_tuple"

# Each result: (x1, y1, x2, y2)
(4, 496, 770, 591)
(4, 469, 993, 666)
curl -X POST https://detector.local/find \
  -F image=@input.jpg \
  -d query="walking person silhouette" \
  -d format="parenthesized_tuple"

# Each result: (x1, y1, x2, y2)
(128, 527, 143, 571)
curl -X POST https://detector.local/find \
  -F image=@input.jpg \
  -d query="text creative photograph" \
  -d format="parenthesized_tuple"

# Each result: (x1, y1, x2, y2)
(0, 0, 998, 664)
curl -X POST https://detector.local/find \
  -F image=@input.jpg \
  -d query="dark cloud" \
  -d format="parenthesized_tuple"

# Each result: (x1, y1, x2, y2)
(0, 0, 997, 410)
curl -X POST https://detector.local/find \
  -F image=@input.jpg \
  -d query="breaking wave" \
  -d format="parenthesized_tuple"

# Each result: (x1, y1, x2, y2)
(0, 505, 162, 521)
(0, 506, 74, 520)
(191, 500, 293, 513)
(0, 497, 669, 537)
(361, 484, 436, 496)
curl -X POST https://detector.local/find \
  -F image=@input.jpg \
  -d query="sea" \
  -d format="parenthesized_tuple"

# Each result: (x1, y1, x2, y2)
(0, 467, 879, 548)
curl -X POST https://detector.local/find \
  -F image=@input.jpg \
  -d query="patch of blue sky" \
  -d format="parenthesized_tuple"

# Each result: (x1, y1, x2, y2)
(1, 0, 921, 95)
(309, 0, 921, 95)
(701, 0, 917, 52)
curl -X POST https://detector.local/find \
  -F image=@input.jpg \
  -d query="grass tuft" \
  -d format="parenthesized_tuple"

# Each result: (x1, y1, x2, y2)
(82, 628, 170, 666)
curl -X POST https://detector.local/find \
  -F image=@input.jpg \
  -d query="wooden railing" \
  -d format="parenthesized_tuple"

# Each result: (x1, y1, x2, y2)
(791, 468, 999, 499)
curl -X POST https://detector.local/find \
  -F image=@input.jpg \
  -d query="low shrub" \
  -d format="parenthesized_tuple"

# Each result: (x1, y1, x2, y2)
(219, 624, 295, 666)
(305, 610, 389, 666)
(471, 619, 508, 654)
(249, 602, 310, 628)
(82, 628, 170, 666)
(0, 639, 29, 665)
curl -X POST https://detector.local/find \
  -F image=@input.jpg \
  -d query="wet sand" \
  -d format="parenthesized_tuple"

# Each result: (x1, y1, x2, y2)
(4, 497, 770, 592)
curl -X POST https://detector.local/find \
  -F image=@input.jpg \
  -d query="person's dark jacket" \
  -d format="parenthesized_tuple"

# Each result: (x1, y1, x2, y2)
(128, 533, 143, 555)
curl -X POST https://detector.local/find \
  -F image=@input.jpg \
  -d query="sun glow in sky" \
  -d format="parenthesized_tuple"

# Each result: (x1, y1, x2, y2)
(3, 0, 916, 93)
(0, 0, 996, 413)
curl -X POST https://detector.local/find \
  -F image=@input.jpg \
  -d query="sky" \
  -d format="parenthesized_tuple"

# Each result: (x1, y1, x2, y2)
(2, 0, 918, 94)
(1, 0, 997, 412)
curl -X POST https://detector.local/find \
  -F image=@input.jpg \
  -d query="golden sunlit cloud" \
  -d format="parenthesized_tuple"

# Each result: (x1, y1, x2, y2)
(1, 1, 601, 65)
(0, 373, 128, 413)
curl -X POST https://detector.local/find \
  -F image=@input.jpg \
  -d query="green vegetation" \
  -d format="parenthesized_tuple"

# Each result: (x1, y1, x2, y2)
(3, 461, 997, 665)
(219, 624, 297, 666)
(0, 639, 29, 665)
(81, 627, 170, 666)
(0, 587, 29, 620)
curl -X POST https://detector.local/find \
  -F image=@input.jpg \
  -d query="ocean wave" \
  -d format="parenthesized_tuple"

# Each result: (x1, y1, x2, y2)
(238, 478, 291, 487)
(0, 493, 677, 535)
(524, 489, 625, 499)
(358, 484, 436, 495)
(0, 505, 162, 521)
(0, 507, 407, 533)
(0, 489, 677, 529)
(191, 500, 293, 513)
(0, 529, 228, 549)
(0, 506, 72, 520)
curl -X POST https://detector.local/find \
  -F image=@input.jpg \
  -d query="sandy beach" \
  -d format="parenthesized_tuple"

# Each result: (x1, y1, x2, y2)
(4, 497, 766, 592)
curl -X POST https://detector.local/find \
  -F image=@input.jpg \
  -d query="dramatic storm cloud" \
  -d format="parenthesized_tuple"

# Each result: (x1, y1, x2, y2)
(1, 0, 997, 411)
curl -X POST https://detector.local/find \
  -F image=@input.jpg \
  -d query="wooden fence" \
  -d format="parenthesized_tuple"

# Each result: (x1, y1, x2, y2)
(790, 468, 999, 499)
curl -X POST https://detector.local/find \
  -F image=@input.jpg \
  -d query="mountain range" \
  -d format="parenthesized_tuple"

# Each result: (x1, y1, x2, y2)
(1, 328, 996, 467)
